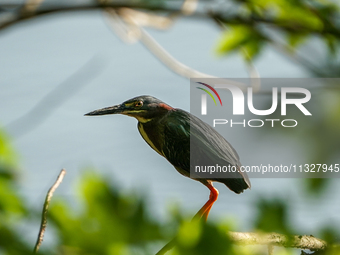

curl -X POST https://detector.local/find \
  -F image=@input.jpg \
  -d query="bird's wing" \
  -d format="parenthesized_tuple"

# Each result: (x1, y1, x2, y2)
(161, 110, 191, 173)
(161, 109, 250, 192)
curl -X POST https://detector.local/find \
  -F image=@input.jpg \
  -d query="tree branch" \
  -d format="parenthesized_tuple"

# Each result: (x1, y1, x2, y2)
(104, 8, 252, 90)
(229, 232, 327, 251)
(0, 3, 183, 31)
(1, 2, 340, 38)
(156, 231, 328, 255)
(33, 169, 66, 254)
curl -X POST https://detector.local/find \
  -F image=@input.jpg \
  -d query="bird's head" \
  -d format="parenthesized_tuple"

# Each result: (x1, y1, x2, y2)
(85, 95, 173, 123)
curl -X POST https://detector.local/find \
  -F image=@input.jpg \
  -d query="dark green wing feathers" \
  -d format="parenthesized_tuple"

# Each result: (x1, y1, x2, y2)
(161, 111, 191, 172)
(161, 109, 250, 194)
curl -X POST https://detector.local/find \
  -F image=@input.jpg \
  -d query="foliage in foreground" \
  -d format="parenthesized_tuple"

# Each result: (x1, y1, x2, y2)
(0, 130, 340, 255)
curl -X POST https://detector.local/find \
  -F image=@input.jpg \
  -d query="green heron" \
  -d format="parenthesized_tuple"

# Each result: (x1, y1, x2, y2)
(85, 95, 250, 220)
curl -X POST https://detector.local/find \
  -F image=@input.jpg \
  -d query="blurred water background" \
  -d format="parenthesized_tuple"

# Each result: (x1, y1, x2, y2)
(0, 10, 339, 241)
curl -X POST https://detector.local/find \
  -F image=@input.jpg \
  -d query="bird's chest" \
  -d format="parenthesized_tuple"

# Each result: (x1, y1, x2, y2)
(138, 122, 164, 156)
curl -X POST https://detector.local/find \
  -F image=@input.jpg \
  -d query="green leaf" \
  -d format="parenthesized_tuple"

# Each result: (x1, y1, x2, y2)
(216, 25, 264, 61)
(0, 130, 17, 171)
(49, 171, 165, 254)
(287, 33, 308, 49)
(216, 25, 253, 55)
(242, 39, 263, 61)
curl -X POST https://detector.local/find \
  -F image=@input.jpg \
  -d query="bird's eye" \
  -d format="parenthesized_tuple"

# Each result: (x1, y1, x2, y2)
(135, 101, 143, 107)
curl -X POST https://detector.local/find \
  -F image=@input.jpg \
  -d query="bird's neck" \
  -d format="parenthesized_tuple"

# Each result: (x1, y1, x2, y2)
(137, 119, 164, 156)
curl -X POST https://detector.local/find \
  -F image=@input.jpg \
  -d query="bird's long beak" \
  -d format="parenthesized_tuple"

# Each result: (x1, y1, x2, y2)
(84, 104, 123, 116)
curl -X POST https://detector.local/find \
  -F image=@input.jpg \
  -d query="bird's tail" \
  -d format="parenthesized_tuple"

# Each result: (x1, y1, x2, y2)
(215, 166, 251, 194)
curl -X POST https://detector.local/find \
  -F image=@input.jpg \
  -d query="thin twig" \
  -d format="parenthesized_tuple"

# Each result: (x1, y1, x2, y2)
(33, 169, 66, 254)
(156, 237, 176, 255)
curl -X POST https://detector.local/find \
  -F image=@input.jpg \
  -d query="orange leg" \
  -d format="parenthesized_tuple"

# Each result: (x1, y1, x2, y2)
(156, 183, 219, 255)
(193, 182, 219, 221)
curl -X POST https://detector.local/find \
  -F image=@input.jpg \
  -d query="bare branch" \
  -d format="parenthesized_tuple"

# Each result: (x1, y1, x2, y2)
(105, 8, 214, 78)
(104, 8, 249, 89)
(229, 232, 327, 251)
(181, 0, 198, 16)
(156, 231, 328, 255)
(1, 2, 339, 37)
(0, 3, 184, 31)
(115, 8, 259, 90)
(118, 8, 174, 30)
(33, 169, 66, 254)
(22, 0, 45, 14)
(103, 9, 140, 44)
